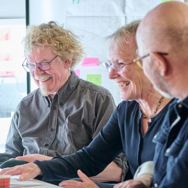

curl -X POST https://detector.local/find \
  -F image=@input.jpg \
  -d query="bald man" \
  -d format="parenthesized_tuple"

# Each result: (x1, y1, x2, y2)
(136, 1, 188, 188)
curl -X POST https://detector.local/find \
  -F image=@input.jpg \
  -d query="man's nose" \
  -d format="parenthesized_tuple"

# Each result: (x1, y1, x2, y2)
(108, 67, 119, 80)
(32, 65, 44, 75)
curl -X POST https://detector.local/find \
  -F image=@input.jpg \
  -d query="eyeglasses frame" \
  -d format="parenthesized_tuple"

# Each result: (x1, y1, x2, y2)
(22, 55, 58, 72)
(133, 52, 168, 67)
(103, 59, 134, 72)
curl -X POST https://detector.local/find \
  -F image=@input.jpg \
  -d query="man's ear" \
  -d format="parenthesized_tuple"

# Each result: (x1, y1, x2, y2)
(64, 59, 72, 69)
(150, 52, 169, 77)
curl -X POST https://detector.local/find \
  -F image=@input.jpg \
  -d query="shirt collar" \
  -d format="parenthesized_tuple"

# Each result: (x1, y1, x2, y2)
(177, 96, 188, 109)
(57, 71, 79, 97)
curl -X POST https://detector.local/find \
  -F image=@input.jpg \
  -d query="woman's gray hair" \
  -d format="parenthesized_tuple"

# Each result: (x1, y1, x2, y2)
(23, 21, 83, 67)
(107, 20, 141, 45)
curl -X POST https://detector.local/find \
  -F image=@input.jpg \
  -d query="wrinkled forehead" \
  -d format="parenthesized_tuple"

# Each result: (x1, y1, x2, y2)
(109, 34, 137, 56)
(27, 46, 55, 61)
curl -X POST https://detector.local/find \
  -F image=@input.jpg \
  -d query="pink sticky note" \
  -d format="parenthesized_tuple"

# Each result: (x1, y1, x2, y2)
(74, 69, 80, 76)
(82, 57, 100, 66)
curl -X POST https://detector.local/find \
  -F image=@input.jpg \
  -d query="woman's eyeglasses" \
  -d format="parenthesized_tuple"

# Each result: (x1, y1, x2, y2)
(103, 60, 133, 72)
(133, 52, 168, 67)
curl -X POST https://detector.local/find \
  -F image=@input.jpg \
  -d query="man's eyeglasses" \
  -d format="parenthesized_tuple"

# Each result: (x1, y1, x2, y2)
(133, 52, 168, 67)
(22, 55, 58, 72)
(103, 60, 133, 72)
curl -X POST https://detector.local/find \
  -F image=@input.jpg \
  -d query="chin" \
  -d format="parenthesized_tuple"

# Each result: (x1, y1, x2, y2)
(121, 95, 131, 101)
(40, 89, 49, 96)
(39, 86, 50, 96)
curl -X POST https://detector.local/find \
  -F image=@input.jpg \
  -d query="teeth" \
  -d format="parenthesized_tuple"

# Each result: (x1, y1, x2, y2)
(119, 83, 125, 87)
(125, 81, 130, 86)
(119, 81, 130, 87)
(37, 75, 50, 82)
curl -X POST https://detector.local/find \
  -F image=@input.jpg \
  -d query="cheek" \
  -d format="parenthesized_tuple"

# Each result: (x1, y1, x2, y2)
(122, 67, 137, 82)
(143, 64, 151, 79)
(120, 68, 132, 78)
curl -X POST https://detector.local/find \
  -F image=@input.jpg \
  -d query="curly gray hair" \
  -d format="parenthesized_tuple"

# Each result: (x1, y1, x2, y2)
(23, 21, 83, 67)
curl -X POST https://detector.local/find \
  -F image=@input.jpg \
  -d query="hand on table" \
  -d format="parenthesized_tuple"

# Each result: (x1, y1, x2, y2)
(59, 169, 99, 188)
(114, 180, 149, 188)
(0, 162, 41, 181)
(16, 154, 52, 162)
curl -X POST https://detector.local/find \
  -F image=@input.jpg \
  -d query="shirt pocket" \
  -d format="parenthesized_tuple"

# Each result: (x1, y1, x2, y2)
(153, 131, 168, 176)
(165, 138, 182, 157)
(22, 137, 40, 154)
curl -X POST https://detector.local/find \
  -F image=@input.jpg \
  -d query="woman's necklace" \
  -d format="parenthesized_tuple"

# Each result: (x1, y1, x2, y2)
(142, 96, 164, 123)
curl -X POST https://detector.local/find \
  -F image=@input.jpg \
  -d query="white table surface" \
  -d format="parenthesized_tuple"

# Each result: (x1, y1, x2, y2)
(10, 178, 61, 188)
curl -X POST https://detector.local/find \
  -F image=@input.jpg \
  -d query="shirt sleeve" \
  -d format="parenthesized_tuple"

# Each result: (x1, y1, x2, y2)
(133, 161, 153, 187)
(92, 96, 129, 181)
(92, 91, 116, 138)
(113, 153, 129, 181)
(5, 111, 23, 157)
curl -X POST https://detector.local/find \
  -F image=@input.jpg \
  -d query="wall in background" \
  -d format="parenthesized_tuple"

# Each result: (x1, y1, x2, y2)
(0, 0, 186, 151)
(28, 0, 185, 104)
(0, 0, 25, 18)
(0, 0, 26, 151)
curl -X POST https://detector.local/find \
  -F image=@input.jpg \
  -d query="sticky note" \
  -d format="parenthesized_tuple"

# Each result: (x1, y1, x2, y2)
(72, 0, 80, 3)
(74, 69, 80, 77)
(82, 57, 100, 67)
(86, 74, 102, 86)
(161, 0, 172, 2)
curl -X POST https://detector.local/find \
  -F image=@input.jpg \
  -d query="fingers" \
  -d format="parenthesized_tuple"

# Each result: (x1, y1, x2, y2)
(59, 180, 82, 188)
(0, 168, 11, 175)
(16, 155, 52, 162)
(0, 163, 41, 181)
(77, 170, 99, 188)
(77, 170, 91, 182)
(16, 156, 32, 162)
(114, 182, 128, 188)
(16, 156, 25, 160)
(114, 180, 148, 188)
(0, 167, 21, 176)
(59, 170, 99, 188)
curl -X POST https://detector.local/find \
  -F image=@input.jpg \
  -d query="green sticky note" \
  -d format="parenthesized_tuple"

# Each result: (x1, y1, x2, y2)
(161, 0, 172, 2)
(86, 74, 102, 86)
(72, 0, 80, 3)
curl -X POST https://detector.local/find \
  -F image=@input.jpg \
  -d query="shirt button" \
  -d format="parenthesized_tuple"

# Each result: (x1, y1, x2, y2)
(44, 143, 49, 147)
(178, 104, 183, 108)
(154, 134, 158, 140)
(165, 148, 171, 155)
(154, 183, 158, 187)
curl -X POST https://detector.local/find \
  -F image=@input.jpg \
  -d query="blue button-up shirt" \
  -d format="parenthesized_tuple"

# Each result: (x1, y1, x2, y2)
(153, 97, 188, 188)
